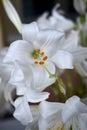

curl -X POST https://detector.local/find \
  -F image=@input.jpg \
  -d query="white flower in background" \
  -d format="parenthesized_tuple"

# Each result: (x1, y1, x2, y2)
(39, 96, 87, 130)
(0, 48, 15, 115)
(2, 0, 22, 33)
(2, 0, 74, 33)
(73, 0, 86, 14)
(57, 30, 87, 77)
(37, 4, 74, 31)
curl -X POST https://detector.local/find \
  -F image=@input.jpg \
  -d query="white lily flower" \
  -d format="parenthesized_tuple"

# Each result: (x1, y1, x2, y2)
(39, 96, 87, 130)
(3, 22, 73, 80)
(73, 0, 86, 14)
(2, 0, 22, 33)
(37, 4, 74, 31)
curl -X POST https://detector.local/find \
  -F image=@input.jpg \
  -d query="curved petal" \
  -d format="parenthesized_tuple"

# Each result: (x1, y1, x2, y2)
(51, 50, 73, 69)
(26, 88, 49, 103)
(35, 30, 64, 57)
(9, 63, 24, 83)
(3, 40, 34, 64)
(2, 0, 22, 33)
(58, 31, 79, 51)
(13, 97, 33, 125)
(37, 12, 50, 30)
(72, 47, 87, 62)
(39, 101, 64, 118)
(31, 65, 56, 91)
(22, 22, 39, 43)
(73, 0, 86, 14)
(62, 96, 87, 123)
(51, 4, 74, 31)
(39, 101, 64, 130)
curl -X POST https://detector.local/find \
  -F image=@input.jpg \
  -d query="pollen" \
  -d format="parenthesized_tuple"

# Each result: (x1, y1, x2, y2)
(36, 49, 40, 53)
(34, 61, 38, 64)
(43, 56, 48, 61)
(41, 52, 44, 55)
(39, 61, 44, 65)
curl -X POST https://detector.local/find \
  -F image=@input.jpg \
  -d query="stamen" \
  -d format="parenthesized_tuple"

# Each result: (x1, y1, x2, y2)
(34, 61, 38, 64)
(41, 52, 44, 55)
(36, 49, 40, 53)
(39, 61, 44, 65)
(43, 56, 48, 61)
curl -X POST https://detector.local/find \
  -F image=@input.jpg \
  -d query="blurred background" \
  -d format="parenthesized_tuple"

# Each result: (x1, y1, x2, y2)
(0, 0, 76, 47)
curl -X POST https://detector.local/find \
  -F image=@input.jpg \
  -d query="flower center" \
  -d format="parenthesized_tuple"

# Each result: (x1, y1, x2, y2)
(32, 49, 48, 65)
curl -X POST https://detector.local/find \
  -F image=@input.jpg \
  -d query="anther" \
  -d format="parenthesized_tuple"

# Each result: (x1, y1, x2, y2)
(36, 49, 40, 53)
(34, 61, 38, 64)
(43, 56, 48, 61)
(39, 61, 44, 65)
(41, 52, 44, 55)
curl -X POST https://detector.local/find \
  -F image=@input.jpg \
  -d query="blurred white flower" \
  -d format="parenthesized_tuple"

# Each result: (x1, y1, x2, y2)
(39, 96, 87, 130)
(37, 4, 74, 31)
(0, 48, 14, 115)
(73, 0, 86, 14)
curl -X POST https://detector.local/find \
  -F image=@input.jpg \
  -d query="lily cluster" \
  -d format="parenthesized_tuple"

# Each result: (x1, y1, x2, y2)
(0, 0, 87, 129)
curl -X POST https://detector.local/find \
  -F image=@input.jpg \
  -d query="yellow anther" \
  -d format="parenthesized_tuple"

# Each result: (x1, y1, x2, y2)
(41, 52, 44, 55)
(43, 56, 48, 61)
(39, 61, 44, 65)
(34, 61, 38, 64)
(36, 49, 40, 53)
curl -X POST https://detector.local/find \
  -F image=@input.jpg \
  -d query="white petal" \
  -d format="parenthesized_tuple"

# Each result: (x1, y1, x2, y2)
(58, 31, 79, 51)
(35, 30, 64, 57)
(74, 62, 87, 77)
(2, 0, 22, 33)
(31, 65, 56, 91)
(39, 101, 64, 118)
(3, 40, 34, 64)
(51, 50, 73, 69)
(78, 114, 87, 130)
(51, 5, 74, 31)
(62, 96, 87, 123)
(16, 84, 26, 96)
(72, 47, 87, 62)
(39, 101, 64, 130)
(22, 22, 39, 43)
(9, 63, 24, 83)
(26, 88, 49, 103)
(73, 0, 86, 14)
(13, 97, 33, 125)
